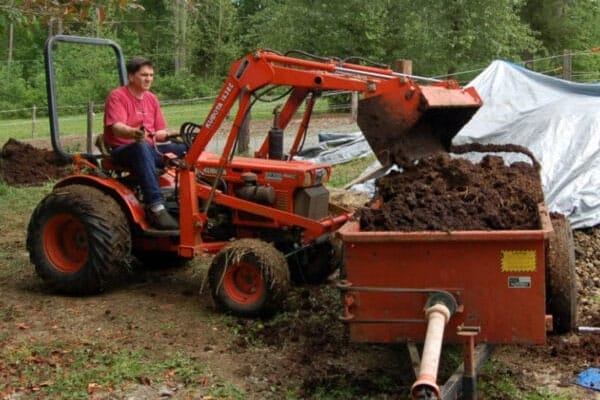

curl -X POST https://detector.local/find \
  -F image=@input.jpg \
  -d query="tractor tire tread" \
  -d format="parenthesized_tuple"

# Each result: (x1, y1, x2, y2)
(27, 184, 131, 295)
(208, 238, 290, 318)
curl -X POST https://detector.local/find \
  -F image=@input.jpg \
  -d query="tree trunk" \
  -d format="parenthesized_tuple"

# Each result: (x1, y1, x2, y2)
(173, 0, 188, 73)
(8, 0, 14, 63)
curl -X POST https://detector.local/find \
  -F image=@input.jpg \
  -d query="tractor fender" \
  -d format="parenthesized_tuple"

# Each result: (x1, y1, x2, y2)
(54, 174, 147, 227)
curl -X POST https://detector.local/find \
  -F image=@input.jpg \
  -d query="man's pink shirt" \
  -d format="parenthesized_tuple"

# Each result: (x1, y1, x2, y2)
(103, 86, 167, 147)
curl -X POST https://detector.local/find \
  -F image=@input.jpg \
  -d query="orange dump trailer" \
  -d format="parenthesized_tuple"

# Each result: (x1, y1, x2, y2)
(337, 204, 553, 399)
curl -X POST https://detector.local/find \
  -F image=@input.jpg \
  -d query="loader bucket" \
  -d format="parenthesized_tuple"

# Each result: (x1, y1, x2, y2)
(357, 79, 482, 166)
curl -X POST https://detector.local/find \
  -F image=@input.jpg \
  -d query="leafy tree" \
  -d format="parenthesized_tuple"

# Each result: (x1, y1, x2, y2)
(522, 0, 600, 81)
(382, 0, 541, 79)
(239, 1, 541, 81)
(522, 0, 571, 51)
(192, 0, 242, 81)
(243, 0, 388, 59)
(3, 0, 600, 118)
(0, 0, 147, 114)
(565, 1, 600, 80)
(233, 0, 268, 53)
(0, 63, 35, 117)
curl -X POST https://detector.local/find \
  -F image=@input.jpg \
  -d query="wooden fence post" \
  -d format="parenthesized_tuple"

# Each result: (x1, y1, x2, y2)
(351, 92, 358, 122)
(87, 101, 94, 154)
(562, 49, 572, 81)
(237, 94, 250, 154)
(394, 59, 413, 76)
(31, 105, 36, 138)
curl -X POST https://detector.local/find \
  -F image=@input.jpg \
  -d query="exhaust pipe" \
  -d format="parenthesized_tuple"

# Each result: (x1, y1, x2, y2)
(411, 292, 457, 400)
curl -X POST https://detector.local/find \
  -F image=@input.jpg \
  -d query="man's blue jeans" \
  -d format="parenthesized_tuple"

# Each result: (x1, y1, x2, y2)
(110, 141, 187, 207)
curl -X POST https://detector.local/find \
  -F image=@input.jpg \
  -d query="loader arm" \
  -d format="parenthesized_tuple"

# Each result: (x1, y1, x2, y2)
(185, 50, 482, 167)
(184, 51, 381, 164)
(177, 50, 482, 255)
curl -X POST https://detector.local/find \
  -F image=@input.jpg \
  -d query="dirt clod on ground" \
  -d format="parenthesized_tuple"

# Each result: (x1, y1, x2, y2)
(357, 145, 545, 231)
(0, 138, 71, 186)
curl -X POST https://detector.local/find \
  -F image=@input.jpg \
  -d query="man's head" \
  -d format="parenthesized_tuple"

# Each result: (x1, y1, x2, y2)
(126, 56, 155, 92)
(126, 56, 153, 75)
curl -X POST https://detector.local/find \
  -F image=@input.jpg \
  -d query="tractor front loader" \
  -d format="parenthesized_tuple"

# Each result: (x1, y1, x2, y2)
(27, 35, 482, 318)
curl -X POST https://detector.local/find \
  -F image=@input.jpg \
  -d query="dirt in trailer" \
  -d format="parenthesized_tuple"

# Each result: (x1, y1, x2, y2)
(0, 121, 599, 399)
(357, 143, 545, 232)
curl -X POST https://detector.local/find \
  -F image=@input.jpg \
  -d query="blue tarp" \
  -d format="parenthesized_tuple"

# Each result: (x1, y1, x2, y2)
(575, 367, 600, 391)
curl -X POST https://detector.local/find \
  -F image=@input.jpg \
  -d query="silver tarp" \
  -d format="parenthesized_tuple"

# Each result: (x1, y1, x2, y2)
(298, 60, 600, 228)
(456, 60, 600, 228)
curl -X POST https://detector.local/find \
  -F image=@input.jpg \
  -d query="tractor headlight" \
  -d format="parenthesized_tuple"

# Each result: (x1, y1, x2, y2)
(303, 172, 312, 186)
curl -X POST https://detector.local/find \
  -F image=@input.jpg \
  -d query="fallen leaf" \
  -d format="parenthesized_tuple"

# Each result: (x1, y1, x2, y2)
(137, 376, 151, 386)
(87, 382, 102, 394)
(164, 368, 176, 379)
(197, 376, 209, 386)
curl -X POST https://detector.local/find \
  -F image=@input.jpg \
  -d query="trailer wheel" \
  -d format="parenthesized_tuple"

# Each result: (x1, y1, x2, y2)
(208, 239, 290, 317)
(26, 184, 131, 295)
(288, 238, 342, 284)
(546, 213, 577, 333)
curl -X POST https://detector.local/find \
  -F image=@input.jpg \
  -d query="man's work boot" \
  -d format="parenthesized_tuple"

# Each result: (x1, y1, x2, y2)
(148, 208, 179, 230)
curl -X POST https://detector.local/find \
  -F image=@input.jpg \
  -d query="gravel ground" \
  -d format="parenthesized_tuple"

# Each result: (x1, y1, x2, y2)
(574, 227, 600, 327)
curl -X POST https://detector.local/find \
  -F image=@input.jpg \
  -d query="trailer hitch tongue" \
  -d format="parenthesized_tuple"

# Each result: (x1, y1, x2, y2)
(357, 81, 482, 167)
(411, 292, 458, 400)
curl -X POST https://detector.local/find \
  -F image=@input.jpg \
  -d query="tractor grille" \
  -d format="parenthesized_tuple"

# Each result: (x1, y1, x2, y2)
(275, 191, 288, 211)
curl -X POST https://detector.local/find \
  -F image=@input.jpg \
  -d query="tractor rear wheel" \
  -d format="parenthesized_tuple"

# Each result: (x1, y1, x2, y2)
(546, 213, 577, 334)
(208, 239, 290, 318)
(27, 184, 131, 295)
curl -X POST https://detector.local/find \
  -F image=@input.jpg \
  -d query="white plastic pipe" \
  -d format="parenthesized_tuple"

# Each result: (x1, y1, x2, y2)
(411, 303, 452, 399)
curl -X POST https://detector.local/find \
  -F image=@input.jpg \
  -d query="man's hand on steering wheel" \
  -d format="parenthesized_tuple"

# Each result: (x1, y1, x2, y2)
(133, 126, 146, 141)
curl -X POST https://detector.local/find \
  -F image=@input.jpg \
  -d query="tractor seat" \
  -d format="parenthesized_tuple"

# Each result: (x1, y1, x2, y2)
(95, 134, 129, 173)
(94, 134, 167, 178)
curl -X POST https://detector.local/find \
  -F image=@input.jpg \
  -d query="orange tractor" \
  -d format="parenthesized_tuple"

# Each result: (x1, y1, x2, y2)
(27, 35, 482, 319)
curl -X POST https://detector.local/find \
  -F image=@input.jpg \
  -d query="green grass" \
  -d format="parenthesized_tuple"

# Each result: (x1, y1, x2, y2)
(0, 181, 51, 213)
(0, 342, 214, 399)
(209, 382, 247, 400)
(328, 154, 377, 188)
(0, 97, 331, 143)
(0, 183, 52, 279)
(479, 363, 575, 400)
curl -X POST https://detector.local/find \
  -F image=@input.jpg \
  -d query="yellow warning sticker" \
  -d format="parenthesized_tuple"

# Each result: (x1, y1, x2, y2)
(501, 250, 536, 272)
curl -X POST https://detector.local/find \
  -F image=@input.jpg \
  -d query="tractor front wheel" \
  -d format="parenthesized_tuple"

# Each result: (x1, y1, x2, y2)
(208, 239, 290, 318)
(27, 184, 131, 295)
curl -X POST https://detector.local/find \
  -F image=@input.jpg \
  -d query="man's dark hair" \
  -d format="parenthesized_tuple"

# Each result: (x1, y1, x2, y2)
(126, 56, 154, 74)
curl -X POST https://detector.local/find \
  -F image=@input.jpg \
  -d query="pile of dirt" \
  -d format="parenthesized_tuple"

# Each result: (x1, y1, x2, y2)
(0, 139, 71, 186)
(357, 145, 545, 231)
